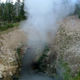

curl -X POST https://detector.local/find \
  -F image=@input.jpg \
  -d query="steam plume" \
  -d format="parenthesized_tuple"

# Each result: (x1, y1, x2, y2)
(22, 0, 76, 45)
(20, 0, 77, 80)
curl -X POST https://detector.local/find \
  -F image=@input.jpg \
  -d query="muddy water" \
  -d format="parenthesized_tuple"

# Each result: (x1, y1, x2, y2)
(20, 48, 55, 80)
(20, 47, 63, 80)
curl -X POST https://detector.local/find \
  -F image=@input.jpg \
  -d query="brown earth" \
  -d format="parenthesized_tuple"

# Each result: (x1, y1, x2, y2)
(0, 27, 27, 79)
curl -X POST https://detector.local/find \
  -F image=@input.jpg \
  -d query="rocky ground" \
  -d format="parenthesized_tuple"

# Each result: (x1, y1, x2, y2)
(0, 27, 27, 79)
(44, 15, 80, 78)
(0, 15, 80, 80)
(57, 15, 80, 75)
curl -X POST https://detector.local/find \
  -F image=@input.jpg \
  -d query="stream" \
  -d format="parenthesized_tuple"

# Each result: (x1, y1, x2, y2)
(20, 47, 61, 80)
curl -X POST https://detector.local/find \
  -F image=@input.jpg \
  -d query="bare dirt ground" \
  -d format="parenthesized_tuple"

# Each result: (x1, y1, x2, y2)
(0, 27, 27, 78)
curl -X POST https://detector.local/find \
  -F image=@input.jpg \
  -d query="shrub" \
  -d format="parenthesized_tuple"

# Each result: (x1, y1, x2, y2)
(75, 4, 80, 18)
(15, 16, 21, 22)
(32, 45, 50, 72)
(0, 23, 14, 31)
(70, 71, 80, 80)
(0, 23, 1, 25)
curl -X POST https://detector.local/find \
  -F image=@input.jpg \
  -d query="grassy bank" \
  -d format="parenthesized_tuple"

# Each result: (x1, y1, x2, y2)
(0, 22, 19, 34)
(0, 22, 19, 31)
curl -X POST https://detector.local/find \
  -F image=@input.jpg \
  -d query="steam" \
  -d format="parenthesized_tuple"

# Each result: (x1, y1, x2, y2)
(22, 0, 76, 46)
(20, 0, 77, 80)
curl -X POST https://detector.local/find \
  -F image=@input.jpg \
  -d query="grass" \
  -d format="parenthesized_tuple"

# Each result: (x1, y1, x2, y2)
(16, 43, 24, 65)
(70, 71, 80, 80)
(0, 22, 19, 34)
(16, 46, 22, 62)
(58, 50, 80, 80)
(0, 42, 3, 46)
(37, 45, 49, 71)
(13, 22, 19, 27)
(55, 25, 80, 80)
(58, 54, 72, 80)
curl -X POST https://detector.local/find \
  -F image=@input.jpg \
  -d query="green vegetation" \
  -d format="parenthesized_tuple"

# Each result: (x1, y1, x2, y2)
(32, 45, 50, 72)
(58, 54, 80, 80)
(37, 45, 49, 71)
(0, 1, 26, 32)
(0, 41, 3, 46)
(13, 22, 19, 27)
(0, 22, 19, 32)
(12, 45, 24, 80)
(70, 71, 80, 80)
(0, 22, 13, 31)
(16, 44, 23, 64)
(0, 2, 26, 22)
(75, 4, 80, 18)
(56, 25, 80, 80)
(58, 54, 72, 80)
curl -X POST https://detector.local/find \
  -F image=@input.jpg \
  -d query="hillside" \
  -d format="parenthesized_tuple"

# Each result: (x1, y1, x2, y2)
(0, 27, 27, 79)
(44, 15, 80, 79)
(0, 15, 80, 80)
